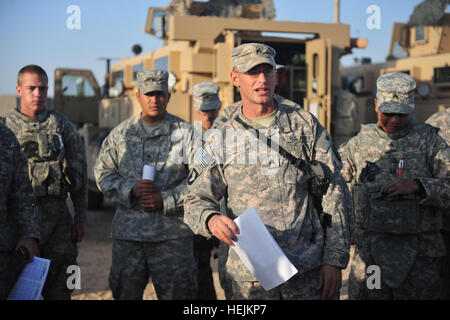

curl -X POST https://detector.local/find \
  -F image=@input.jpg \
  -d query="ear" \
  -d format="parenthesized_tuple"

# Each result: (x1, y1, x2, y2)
(374, 98, 379, 113)
(16, 85, 22, 97)
(167, 93, 171, 102)
(230, 70, 240, 88)
(136, 90, 140, 99)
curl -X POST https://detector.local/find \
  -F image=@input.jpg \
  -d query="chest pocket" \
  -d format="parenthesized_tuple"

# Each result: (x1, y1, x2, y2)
(282, 136, 310, 188)
(355, 149, 423, 234)
(224, 140, 269, 191)
(118, 137, 143, 179)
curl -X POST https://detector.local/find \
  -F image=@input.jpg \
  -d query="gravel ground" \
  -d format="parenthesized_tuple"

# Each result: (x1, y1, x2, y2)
(72, 205, 350, 300)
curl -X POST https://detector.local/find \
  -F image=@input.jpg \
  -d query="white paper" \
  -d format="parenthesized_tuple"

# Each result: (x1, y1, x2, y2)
(231, 207, 298, 291)
(143, 165, 155, 181)
(7, 257, 51, 300)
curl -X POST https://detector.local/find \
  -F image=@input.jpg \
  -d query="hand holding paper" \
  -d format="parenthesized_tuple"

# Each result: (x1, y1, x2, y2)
(230, 207, 298, 291)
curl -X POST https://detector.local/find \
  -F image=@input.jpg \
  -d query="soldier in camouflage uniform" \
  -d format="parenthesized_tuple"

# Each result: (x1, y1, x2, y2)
(339, 72, 450, 300)
(94, 70, 197, 300)
(0, 123, 40, 299)
(426, 107, 450, 299)
(184, 43, 354, 300)
(191, 81, 222, 299)
(4, 65, 87, 300)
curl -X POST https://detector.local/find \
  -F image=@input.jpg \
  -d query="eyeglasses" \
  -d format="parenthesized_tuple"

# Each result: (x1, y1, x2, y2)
(235, 66, 275, 78)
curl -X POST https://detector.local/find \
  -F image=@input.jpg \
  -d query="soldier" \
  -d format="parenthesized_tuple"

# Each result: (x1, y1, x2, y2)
(94, 70, 197, 300)
(184, 43, 353, 300)
(4, 65, 87, 300)
(191, 81, 221, 300)
(0, 123, 40, 299)
(339, 72, 450, 300)
(425, 107, 450, 299)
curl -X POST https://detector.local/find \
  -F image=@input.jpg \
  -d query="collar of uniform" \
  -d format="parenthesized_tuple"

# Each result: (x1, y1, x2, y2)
(136, 112, 172, 138)
(11, 108, 49, 123)
(273, 95, 293, 134)
(375, 116, 416, 140)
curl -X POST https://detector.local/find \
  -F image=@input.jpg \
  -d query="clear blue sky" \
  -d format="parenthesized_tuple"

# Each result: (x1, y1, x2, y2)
(1, 0, 445, 96)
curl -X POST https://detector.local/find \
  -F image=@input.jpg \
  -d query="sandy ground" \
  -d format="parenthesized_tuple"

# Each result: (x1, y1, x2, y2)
(72, 204, 351, 300)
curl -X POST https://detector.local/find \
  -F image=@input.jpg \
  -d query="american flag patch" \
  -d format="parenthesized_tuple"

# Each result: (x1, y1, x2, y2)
(194, 147, 215, 168)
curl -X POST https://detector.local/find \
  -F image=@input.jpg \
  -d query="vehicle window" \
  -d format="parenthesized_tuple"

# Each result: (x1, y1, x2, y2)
(133, 63, 144, 81)
(62, 75, 95, 97)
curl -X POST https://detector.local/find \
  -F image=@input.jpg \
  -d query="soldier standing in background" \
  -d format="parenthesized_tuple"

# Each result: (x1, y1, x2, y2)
(184, 43, 353, 300)
(4, 65, 87, 300)
(191, 81, 222, 300)
(339, 72, 450, 299)
(0, 123, 40, 299)
(95, 70, 197, 300)
(426, 107, 450, 299)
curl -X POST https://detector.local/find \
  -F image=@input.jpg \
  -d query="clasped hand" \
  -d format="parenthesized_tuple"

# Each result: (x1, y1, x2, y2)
(132, 179, 163, 212)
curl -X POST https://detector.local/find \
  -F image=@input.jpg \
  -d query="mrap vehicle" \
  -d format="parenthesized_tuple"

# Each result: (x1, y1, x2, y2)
(10, 0, 368, 208)
(340, 0, 450, 129)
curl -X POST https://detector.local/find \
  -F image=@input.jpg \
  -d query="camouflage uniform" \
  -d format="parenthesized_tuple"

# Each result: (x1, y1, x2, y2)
(339, 73, 450, 300)
(426, 107, 450, 299)
(191, 82, 222, 300)
(209, 93, 301, 299)
(95, 70, 197, 300)
(0, 123, 39, 299)
(4, 108, 87, 299)
(184, 97, 353, 300)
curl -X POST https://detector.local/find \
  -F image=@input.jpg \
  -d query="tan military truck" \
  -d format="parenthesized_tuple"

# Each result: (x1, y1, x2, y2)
(49, 0, 366, 208)
(340, 2, 450, 131)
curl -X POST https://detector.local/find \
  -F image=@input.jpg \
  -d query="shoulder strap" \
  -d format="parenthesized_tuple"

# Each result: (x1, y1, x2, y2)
(234, 115, 310, 174)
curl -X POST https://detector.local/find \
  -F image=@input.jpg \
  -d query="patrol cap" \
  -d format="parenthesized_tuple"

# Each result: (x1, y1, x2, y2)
(376, 72, 416, 114)
(191, 82, 221, 111)
(136, 70, 168, 94)
(232, 43, 276, 73)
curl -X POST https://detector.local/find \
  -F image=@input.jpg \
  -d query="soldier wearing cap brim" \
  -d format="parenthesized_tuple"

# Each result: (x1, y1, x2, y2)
(95, 70, 197, 300)
(184, 43, 354, 300)
(339, 72, 450, 299)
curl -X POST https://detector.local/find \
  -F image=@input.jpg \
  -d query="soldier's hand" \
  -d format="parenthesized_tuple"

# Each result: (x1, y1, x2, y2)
(381, 178, 419, 197)
(132, 179, 159, 198)
(72, 221, 86, 243)
(16, 237, 39, 263)
(317, 264, 342, 300)
(207, 214, 239, 247)
(141, 192, 163, 212)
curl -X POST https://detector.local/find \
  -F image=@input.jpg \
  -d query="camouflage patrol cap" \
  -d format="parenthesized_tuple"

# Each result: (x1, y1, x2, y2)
(191, 82, 221, 111)
(376, 72, 416, 114)
(136, 70, 168, 94)
(232, 43, 276, 73)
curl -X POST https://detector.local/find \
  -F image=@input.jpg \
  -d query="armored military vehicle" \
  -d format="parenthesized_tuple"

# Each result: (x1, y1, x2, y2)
(341, 0, 450, 129)
(47, 0, 367, 208)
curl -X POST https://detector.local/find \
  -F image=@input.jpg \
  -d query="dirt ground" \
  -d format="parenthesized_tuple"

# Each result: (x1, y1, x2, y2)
(72, 204, 351, 300)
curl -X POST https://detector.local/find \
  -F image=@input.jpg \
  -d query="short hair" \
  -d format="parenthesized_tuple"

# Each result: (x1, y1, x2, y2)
(17, 64, 48, 86)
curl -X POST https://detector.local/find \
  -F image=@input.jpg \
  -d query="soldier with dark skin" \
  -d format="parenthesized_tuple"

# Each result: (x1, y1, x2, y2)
(95, 70, 197, 300)
(339, 72, 450, 300)
(4, 65, 87, 300)
(0, 123, 40, 299)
